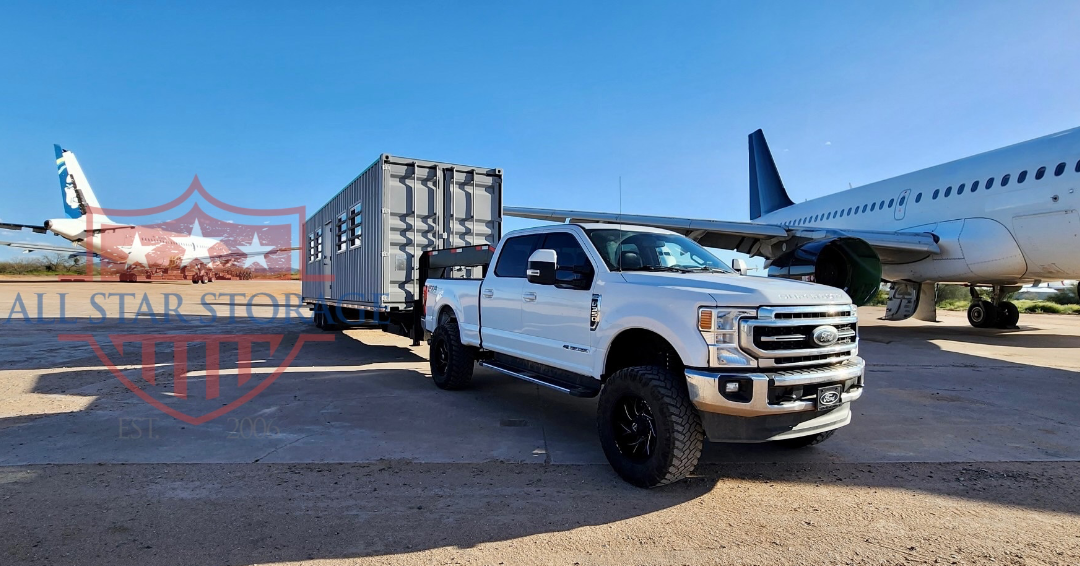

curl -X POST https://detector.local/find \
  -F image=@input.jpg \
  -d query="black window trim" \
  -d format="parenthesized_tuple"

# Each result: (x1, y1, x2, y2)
(493, 233, 543, 278)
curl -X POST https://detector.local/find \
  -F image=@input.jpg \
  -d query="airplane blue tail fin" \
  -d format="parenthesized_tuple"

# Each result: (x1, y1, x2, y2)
(55, 144, 82, 219)
(748, 129, 794, 220)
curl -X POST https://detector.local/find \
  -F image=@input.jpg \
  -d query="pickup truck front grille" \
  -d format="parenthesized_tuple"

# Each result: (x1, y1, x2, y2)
(739, 305, 858, 368)
(753, 323, 857, 351)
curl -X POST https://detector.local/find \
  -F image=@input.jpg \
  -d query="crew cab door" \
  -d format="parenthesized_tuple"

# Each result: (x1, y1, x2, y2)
(478, 234, 540, 357)
(520, 231, 597, 375)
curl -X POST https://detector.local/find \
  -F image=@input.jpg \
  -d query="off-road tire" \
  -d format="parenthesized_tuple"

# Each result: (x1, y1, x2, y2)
(430, 320, 474, 390)
(775, 429, 836, 449)
(597, 366, 704, 488)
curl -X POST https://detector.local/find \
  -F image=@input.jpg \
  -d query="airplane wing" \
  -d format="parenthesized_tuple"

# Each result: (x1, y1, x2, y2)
(504, 207, 940, 263)
(0, 240, 83, 254)
(0, 222, 48, 234)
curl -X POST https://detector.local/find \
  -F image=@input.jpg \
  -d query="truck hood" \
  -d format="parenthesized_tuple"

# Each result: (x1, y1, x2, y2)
(618, 272, 852, 306)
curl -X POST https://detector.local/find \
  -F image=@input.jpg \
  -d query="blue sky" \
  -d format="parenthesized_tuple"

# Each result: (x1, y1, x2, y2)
(2, 1, 1079, 264)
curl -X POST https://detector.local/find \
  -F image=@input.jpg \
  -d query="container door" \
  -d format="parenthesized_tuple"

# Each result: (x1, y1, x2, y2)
(442, 167, 457, 249)
(442, 167, 499, 250)
(322, 220, 333, 300)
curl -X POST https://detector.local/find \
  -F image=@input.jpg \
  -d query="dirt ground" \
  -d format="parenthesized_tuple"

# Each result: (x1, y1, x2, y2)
(0, 461, 1077, 566)
(1, 278, 1079, 565)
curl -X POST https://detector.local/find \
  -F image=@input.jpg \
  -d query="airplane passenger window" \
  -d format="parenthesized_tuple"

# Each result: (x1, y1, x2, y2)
(1035, 166, 1046, 180)
(879, 200, 885, 209)
(870, 202, 876, 211)
(986, 177, 994, 189)
(1055, 162, 1066, 176)
(888, 198, 894, 208)
(846, 207, 852, 215)
(944, 187, 952, 197)
(1001, 174, 1010, 186)
(970, 180, 979, 192)
(1018, 170, 1027, 183)
(861, 204, 868, 213)
(932, 189, 940, 199)
(915, 193, 922, 203)
(957, 183, 966, 195)
(854, 207, 859, 215)
(1075, 160, 1080, 173)
(898, 196, 906, 206)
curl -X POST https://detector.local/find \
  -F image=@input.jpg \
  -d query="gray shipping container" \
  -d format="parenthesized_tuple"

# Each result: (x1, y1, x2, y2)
(302, 154, 502, 310)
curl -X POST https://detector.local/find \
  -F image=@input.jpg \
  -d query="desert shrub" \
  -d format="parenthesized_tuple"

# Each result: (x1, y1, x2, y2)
(937, 299, 971, 312)
(1013, 300, 1079, 314)
(936, 284, 972, 304)
(866, 288, 889, 306)
(1045, 286, 1079, 305)
(0, 255, 89, 275)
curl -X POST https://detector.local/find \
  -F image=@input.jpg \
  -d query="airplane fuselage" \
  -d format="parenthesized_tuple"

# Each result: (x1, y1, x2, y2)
(757, 127, 1080, 284)
(46, 218, 227, 270)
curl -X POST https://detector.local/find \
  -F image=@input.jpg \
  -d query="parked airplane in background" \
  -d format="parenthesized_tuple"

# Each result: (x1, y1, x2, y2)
(508, 127, 1080, 328)
(0, 145, 292, 282)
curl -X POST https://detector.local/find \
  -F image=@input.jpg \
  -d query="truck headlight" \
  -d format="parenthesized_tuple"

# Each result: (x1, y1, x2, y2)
(699, 308, 756, 367)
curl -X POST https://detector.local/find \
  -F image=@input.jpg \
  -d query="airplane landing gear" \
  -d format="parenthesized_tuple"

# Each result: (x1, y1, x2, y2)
(967, 300, 997, 328)
(997, 300, 1020, 328)
(967, 285, 1021, 329)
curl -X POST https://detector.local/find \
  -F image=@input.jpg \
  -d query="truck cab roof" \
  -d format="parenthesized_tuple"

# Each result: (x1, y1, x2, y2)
(508, 223, 679, 236)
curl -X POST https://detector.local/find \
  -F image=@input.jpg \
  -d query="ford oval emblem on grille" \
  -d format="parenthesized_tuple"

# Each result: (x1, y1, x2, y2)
(811, 325, 839, 347)
(819, 390, 841, 405)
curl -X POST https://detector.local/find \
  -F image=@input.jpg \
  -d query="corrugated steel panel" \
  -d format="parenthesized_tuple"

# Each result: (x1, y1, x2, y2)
(302, 154, 502, 310)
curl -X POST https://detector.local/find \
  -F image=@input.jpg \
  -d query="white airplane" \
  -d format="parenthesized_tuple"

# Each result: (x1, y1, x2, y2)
(1, 145, 292, 282)
(507, 127, 1080, 329)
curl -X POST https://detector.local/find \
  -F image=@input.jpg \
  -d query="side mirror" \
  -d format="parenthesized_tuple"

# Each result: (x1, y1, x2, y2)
(526, 249, 557, 285)
(732, 258, 748, 276)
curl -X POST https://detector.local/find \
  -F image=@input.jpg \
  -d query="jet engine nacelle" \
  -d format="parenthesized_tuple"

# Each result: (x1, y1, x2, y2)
(768, 237, 882, 305)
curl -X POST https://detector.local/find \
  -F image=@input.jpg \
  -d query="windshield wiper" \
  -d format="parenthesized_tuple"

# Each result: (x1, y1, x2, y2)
(684, 266, 731, 273)
(619, 265, 693, 273)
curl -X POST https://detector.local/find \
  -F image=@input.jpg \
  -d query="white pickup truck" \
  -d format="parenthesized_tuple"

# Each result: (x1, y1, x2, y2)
(421, 223, 865, 487)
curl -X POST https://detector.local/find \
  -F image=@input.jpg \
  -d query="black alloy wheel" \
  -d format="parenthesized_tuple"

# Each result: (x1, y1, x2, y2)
(612, 395, 657, 461)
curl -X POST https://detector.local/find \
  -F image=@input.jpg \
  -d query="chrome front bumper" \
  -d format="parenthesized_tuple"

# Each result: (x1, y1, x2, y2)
(685, 357, 865, 418)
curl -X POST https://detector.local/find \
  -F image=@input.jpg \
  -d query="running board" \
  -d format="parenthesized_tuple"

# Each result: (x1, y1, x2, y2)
(477, 361, 600, 398)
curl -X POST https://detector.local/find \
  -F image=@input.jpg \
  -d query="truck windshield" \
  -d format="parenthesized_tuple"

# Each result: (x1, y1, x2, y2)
(585, 228, 734, 273)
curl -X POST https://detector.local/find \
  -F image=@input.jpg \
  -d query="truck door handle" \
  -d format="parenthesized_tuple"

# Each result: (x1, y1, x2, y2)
(482, 289, 494, 298)
(522, 292, 537, 302)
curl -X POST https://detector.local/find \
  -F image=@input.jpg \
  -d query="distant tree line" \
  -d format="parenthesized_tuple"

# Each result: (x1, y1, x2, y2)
(0, 254, 96, 275)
